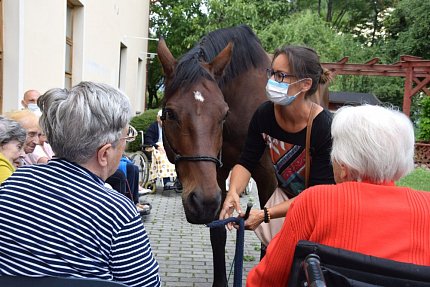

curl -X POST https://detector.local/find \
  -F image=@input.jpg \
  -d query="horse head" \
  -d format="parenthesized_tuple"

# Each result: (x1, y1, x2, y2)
(157, 38, 232, 224)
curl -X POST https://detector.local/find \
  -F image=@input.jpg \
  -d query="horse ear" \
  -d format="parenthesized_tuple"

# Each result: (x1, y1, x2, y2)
(157, 37, 177, 78)
(205, 42, 233, 80)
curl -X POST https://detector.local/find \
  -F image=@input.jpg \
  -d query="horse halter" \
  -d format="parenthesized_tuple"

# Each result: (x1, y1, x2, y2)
(161, 109, 223, 168)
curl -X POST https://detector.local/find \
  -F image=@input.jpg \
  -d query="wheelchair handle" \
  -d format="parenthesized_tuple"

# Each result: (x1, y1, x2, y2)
(304, 254, 326, 287)
(138, 131, 145, 146)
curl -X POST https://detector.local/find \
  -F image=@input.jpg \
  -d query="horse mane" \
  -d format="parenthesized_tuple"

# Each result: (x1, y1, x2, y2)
(165, 25, 268, 98)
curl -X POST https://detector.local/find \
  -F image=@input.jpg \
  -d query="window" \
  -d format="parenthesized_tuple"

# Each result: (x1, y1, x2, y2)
(65, 3, 73, 89)
(118, 43, 127, 91)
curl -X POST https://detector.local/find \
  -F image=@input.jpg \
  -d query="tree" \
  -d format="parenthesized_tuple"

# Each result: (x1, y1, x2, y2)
(384, 0, 430, 61)
(147, 0, 208, 108)
(146, 40, 163, 109)
(147, 0, 415, 110)
(206, 0, 292, 32)
(258, 10, 365, 62)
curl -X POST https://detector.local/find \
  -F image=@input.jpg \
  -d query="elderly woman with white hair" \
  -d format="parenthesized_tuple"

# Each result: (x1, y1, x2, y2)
(247, 104, 430, 287)
(0, 117, 26, 182)
(0, 82, 160, 287)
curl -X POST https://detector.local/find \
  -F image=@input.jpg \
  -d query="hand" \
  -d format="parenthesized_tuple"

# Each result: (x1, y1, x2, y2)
(244, 209, 265, 230)
(157, 145, 165, 154)
(219, 191, 242, 230)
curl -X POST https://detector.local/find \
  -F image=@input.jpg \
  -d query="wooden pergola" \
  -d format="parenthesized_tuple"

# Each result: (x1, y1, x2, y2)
(322, 55, 430, 116)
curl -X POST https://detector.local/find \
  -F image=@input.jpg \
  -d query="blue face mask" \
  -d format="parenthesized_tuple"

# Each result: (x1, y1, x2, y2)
(27, 103, 40, 112)
(265, 79, 303, 106)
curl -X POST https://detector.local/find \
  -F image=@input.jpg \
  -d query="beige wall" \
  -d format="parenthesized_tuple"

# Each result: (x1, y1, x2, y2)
(24, 0, 65, 94)
(3, 0, 150, 114)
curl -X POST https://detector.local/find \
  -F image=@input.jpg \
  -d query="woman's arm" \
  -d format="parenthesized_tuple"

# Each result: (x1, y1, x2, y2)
(244, 196, 295, 230)
(219, 164, 251, 222)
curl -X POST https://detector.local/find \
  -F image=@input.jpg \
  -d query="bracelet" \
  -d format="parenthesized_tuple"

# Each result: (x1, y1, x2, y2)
(263, 207, 271, 223)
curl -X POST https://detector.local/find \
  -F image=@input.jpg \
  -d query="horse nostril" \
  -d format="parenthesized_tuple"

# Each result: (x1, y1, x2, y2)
(189, 191, 200, 208)
(188, 190, 222, 220)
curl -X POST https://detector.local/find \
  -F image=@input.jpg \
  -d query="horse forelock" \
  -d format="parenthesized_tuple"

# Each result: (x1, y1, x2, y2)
(164, 46, 213, 99)
(165, 25, 269, 98)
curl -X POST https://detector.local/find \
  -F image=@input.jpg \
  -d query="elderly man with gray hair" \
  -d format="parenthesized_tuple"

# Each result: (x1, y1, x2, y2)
(0, 82, 161, 287)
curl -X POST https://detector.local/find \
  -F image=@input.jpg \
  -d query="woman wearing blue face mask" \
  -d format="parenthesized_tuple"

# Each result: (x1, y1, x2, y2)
(220, 45, 335, 252)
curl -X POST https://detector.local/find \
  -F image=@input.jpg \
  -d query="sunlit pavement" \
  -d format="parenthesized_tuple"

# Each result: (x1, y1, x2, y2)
(142, 183, 262, 287)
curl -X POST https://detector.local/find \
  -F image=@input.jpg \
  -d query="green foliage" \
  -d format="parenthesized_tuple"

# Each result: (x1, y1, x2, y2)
(243, 255, 256, 262)
(127, 109, 160, 152)
(416, 96, 430, 142)
(206, 0, 292, 32)
(396, 168, 430, 191)
(151, 0, 208, 57)
(384, 0, 430, 61)
(258, 10, 365, 63)
(148, 0, 209, 108)
(148, 0, 428, 112)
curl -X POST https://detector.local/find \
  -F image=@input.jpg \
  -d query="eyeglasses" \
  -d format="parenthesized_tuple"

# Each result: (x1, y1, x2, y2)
(121, 125, 137, 143)
(266, 68, 296, 83)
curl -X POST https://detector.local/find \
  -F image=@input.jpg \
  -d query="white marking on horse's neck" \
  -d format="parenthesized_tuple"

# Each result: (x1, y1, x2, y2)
(194, 91, 204, 102)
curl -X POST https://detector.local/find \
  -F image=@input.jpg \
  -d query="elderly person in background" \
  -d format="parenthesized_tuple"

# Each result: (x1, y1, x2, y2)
(32, 133, 54, 164)
(21, 89, 42, 115)
(5, 109, 41, 165)
(145, 110, 179, 190)
(144, 109, 163, 150)
(247, 104, 430, 287)
(0, 82, 161, 287)
(0, 117, 26, 182)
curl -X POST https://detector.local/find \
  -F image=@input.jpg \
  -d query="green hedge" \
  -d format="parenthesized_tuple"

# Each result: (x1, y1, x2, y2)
(127, 109, 160, 152)
(417, 96, 430, 142)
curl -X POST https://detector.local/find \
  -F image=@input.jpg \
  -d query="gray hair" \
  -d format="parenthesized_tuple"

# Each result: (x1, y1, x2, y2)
(331, 105, 415, 183)
(38, 81, 132, 164)
(0, 116, 27, 146)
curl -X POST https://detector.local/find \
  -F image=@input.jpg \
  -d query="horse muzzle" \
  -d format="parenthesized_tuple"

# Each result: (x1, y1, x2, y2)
(182, 187, 222, 224)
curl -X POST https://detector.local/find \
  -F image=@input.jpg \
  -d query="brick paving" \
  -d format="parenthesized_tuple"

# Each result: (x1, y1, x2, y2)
(141, 184, 262, 287)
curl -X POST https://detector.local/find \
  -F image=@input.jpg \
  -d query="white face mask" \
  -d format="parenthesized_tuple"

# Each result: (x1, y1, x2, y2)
(27, 103, 40, 113)
(265, 79, 303, 106)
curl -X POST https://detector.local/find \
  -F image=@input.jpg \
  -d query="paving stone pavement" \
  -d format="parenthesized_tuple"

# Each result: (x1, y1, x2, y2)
(141, 184, 262, 287)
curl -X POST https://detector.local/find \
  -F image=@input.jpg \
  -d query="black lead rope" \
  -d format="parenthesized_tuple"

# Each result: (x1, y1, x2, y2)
(206, 202, 252, 287)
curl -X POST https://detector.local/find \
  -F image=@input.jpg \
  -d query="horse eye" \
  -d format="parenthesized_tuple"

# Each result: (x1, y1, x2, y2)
(164, 108, 177, 121)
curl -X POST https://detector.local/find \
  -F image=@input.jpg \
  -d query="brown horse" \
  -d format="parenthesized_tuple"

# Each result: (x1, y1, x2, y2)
(157, 25, 329, 287)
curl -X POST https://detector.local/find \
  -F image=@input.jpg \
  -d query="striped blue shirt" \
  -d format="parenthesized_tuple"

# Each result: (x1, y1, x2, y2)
(0, 159, 160, 287)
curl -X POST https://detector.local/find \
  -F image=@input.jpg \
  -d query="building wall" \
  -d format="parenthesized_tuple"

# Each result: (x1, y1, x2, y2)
(2, 0, 150, 114)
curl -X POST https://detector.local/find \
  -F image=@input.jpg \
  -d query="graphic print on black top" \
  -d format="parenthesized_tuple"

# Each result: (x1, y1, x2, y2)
(263, 133, 308, 197)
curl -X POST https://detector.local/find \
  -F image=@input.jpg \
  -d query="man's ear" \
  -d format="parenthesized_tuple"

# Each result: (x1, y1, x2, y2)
(97, 143, 112, 167)
(21, 100, 26, 108)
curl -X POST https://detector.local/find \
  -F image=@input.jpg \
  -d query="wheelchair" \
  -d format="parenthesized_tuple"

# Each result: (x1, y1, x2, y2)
(128, 131, 154, 192)
(129, 131, 181, 193)
(288, 240, 430, 287)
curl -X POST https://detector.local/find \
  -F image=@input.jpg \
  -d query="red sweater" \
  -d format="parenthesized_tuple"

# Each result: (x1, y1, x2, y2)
(247, 181, 430, 287)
